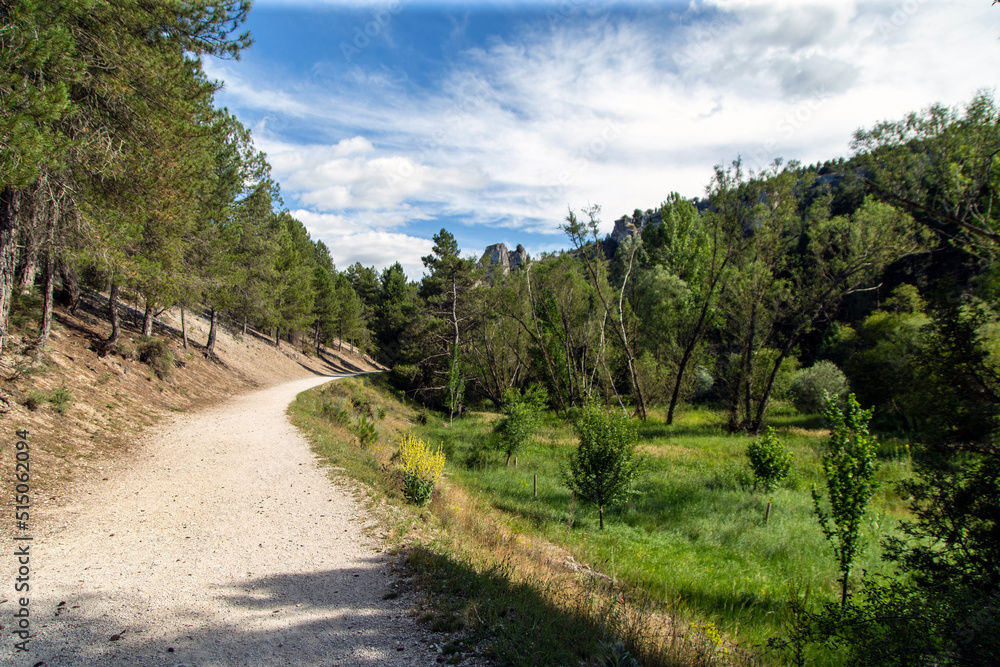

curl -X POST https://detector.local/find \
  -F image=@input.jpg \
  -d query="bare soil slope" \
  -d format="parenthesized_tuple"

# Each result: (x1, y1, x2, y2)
(0, 292, 379, 506)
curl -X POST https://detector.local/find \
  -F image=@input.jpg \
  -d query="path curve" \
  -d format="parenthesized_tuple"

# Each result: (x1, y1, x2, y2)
(14, 375, 437, 666)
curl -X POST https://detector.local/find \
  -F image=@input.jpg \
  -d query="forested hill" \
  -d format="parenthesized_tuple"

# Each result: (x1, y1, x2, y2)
(3, 2, 999, 446)
(1, 1, 365, 362)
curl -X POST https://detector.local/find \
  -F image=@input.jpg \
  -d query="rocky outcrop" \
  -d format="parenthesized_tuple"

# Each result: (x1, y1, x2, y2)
(480, 242, 530, 276)
(611, 208, 663, 243)
(482, 243, 511, 274)
(509, 244, 528, 269)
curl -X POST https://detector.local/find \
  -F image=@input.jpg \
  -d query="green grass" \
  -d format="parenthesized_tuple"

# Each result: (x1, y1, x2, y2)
(292, 378, 740, 666)
(416, 402, 914, 663)
(293, 377, 914, 665)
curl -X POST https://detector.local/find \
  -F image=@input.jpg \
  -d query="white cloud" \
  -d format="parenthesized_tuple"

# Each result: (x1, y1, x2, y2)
(323, 231, 435, 278)
(214, 0, 1000, 244)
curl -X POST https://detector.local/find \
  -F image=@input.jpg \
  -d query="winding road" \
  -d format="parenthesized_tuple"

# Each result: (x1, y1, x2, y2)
(10, 375, 437, 666)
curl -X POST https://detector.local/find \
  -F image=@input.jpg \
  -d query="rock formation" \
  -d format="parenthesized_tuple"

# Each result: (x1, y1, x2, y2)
(480, 242, 530, 276)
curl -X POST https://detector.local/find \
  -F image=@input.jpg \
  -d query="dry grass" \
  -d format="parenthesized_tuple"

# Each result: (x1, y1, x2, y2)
(293, 377, 760, 666)
(0, 289, 380, 522)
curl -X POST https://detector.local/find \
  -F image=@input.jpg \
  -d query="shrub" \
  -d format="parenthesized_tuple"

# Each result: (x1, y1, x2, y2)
(746, 427, 793, 493)
(789, 360, 849, 415)
(49, 384, 73, 414)
(23, 385, 73, 414)
(494, 385, 547, 466)
(398, 433, 445, 506)
(813, 393, 879, 607)
(563, 404, 641, 529)
(354, 412, 378, 448)
(321, 396, 353, 424)
(136, 336, 175, 379)
(23, 390, 46, 411)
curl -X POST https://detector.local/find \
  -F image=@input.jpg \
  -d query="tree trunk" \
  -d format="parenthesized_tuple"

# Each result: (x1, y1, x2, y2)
(242, 316, 247, 337)
(599, 505, 604, 530)
(16, 245, 37, 294)
(180, 306, 188, 350)
(206, 308, 218, 356)
(666, 284, 719, 424)
(0, 186, 20, 353)
(105, 282, 121, 350)
(36, 248, 55, 347)
(142, 299, 154, 337)
(314, 322, 321, 354)
(58, 258, 80, 313)
(273, 326, 279, 347)
(841, 566, 850, 607)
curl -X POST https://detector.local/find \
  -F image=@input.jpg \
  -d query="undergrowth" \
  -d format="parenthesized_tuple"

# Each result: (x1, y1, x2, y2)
(290, 376, 740, 666)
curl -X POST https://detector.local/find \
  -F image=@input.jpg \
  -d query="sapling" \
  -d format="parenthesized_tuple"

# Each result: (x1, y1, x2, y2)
(746, 427, 793, 493)
(563, 403, 641, 529)
(813, 393, 879, 607)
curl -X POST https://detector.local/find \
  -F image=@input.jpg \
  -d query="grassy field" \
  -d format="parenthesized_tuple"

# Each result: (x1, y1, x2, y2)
(417, 402, 913, 664)
(291, 377, 914, 665)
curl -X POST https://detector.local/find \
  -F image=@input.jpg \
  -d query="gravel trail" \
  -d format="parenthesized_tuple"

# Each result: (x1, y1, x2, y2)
(9, 375, 437, 666)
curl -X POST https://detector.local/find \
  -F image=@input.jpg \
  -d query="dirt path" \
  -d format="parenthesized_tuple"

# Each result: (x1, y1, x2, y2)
(6, 374, 438, 666)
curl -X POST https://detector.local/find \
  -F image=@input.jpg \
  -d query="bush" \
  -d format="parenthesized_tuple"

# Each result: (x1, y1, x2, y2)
(563, 404, 641, 529)
(354, 412, 378, 448)
(321, 396, 353, 424)
(23, 384, 73, 414)
(399, 433, 445, 506)
(746, 427, 792, 493)
(136, 337, 175, 379)
(789, 360, 849, 415)
(494, 385, 547, 466)
(23, 390, 45, 411)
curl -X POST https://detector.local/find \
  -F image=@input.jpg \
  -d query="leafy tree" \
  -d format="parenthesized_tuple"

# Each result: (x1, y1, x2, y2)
(563, 205, 648, 418)
(494, 385, 547, 467)
(746, 427, 793, 493)
(813, 394, 880, 607)
(564, 403, 641, 529)
(640, 192, 736, 423)
(789, 361, 850, 415)
(466, 278, 530, 406)
(850, 91, 1000, 255)
(847, 285, 929, 431)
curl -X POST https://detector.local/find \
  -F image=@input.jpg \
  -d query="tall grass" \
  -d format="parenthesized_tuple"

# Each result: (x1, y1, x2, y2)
(292, 378, 753, 666)
(293, 378, 914, 665)
(416, 403, 913, 664)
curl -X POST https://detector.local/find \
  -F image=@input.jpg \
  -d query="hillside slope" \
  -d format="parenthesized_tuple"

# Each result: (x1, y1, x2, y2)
(0, 291, 380, 511)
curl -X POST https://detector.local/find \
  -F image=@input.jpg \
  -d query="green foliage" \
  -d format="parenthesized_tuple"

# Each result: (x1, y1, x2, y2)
(24, 383, 72, 414)
(812, 393, 880, 606)
(354, 412, 378, 449)
(494, 385, 547, 466)
(320, 396, 353, 425)
(595, 640, 639, 667)
(563, 404, 641, 529)
(789, 361, 849, 415)
(746, 427, 793, 493)
(136, 336, 175, 380)
(847, 284, 928, 431)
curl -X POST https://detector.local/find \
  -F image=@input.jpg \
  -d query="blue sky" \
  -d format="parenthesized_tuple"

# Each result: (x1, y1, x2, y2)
(205, 0, 1000, 279)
